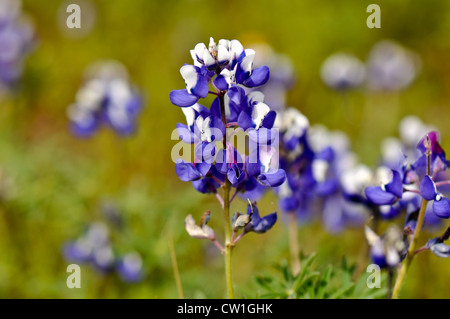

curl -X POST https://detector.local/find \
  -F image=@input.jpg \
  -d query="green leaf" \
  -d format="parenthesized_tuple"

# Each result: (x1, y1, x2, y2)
(253, 251, 389, 300)
(328, 282, 355, 299)
(293, 271, 320, 293)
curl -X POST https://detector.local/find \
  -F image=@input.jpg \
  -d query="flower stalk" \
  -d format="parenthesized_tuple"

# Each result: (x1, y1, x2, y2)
(172, 38, 282, 298)
(219, 91, 235, 299)
(392, 139, 432, 299)
(391, 198, 428, 298)
(223, 179, 234, 299)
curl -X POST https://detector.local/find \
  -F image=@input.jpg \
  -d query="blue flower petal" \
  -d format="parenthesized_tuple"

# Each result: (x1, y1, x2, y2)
(261, 110, 276, 129)
(191, 74, 209, 98)
(110, 121, 135, 136)
(70, 120, 98, 138)
(228, 86, 246, 105)
(248, 203, 260, 220)
(252, 212, 277, 233)
(126, 95, 142, 115)
(117, 257, 143, 283)
(379, 204, 401, 220)
(175, 161, 202, 182)
(213, 74, 229, 91)
(208, 116, 226, 141)
(257, 169, 286, 187)
(316, 179, 338, 196)
(280, 197, 299, 212)
(196, 162, 212, 176)
(176, 123, 196, 143)
(242, 66, 270, 88)
(243, 176, 258, 191)
(210, 97, 221, 118)
(169, 89, 199, 107)
(316, 147, 335, 162)
(420, 175, 437, 201)
(194, 141, 216, 164)
(227, 165, 246, 186)
(248, 128, 277, 145)
(424, 206, 443, 228)
(235, 63, 250, 84)
(192, 178, 219, 194)
(365, 186, 397, 205)
(214, 149, 228, 175)
(240, 180, 267, 202)
(385, 170, 403, 198)
(63, 241, 91, 262)
(194, 103, 211, 118)
(371, 251, 388, 269)
(433, 196, 450, 219)
(237, 108, 253, 131)
(246, 161, 261, 177)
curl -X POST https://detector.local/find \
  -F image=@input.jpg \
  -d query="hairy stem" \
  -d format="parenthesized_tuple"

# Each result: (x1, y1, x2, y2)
(219, 92, 234, 299)
(391, 198, 428, 299)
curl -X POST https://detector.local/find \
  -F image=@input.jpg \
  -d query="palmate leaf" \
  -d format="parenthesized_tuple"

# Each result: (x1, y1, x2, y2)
(315, 265, 333, 299)
(328, 282, 355, 299)
(253, 252, 388, 299)
(292, 252, 318, 292)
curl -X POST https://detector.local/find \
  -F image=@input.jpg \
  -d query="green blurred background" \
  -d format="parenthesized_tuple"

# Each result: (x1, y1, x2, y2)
(1, 0, 450, 298)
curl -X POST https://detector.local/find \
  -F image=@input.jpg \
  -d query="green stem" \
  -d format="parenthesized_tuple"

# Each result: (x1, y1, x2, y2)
(391, 198, 428, 299)
(223, 180, 234, 299)
(168, 233, 184, 299)
(392, 139, 432, 299)
(219, 92, 234, 299)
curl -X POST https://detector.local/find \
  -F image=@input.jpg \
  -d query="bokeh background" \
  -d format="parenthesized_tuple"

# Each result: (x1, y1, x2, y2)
(1, 0, 450, 298)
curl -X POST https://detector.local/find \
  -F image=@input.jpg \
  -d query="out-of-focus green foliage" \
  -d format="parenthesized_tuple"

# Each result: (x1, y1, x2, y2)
(253, 253, 387, 299)
(0, 0, 450, 298)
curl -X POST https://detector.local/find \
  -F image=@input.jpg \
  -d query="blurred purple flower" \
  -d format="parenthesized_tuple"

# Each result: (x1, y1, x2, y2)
(367, 40, 420, 91)
(117, 252, 144, 283)
(320, 53, 365, 91)
(67, 60, 142, 137)
(365, 225, 408, 268)
(0, 0, 34, 94)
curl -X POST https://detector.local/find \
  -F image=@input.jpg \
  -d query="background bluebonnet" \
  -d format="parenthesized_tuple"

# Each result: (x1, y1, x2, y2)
(67, 60, 142, 137)
(0, 0, 34, 96)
